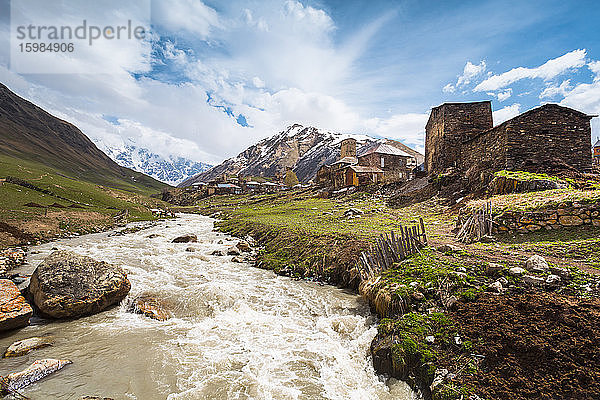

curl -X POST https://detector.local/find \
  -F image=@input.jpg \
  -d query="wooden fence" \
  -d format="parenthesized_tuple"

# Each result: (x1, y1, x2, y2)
(358, 217, 427, 281)
(456, 201, 493, 243)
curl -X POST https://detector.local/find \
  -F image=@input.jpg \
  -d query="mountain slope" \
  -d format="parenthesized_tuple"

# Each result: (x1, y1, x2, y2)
(0, 83, 167, 194)
(179, 124, 424, 186)
(94, 139, 212, 186)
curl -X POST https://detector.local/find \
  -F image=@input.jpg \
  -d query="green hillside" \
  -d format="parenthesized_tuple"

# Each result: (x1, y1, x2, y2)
(0, 151, 169, 247)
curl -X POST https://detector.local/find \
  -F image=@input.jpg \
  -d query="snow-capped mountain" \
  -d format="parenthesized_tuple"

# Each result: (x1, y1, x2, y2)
(178, 124, 424, 187)
(94, 139, 212, 186)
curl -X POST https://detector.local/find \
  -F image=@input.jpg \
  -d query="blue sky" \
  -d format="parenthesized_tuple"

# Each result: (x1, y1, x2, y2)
(0, 0, 599, 163)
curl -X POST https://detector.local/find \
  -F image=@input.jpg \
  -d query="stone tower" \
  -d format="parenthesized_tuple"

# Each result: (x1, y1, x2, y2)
(340, 138, 357, 159)
(425, 101, 493, 174)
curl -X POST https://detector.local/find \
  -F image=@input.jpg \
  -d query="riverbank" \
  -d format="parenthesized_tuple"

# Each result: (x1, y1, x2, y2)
(193, 190, 600, 400)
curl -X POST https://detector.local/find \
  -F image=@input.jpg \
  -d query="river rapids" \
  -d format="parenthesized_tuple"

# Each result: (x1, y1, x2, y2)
(0, 214, 414, 400)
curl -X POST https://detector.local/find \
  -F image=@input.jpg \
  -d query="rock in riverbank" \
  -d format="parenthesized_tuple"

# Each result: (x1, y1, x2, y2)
(0, 279, 33, 331)
(28, 251, 131, 319)
(1, 358, 71, 394)
(3, 336, 55, 357)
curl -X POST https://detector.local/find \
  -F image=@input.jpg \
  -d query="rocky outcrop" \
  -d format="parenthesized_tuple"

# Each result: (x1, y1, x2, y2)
(236, 241, 252, 252)
(1, 359, 71, 394)
(0, 248, 26, 275)
(129, 295, 170, 321)
(28, 251, 131, 319)
(0, 279, 33, 331)
(227, 246, 241, 256)
(3, 336, 55, 357)
(525, 255, 549, 273)
(81, 397, 115, 400)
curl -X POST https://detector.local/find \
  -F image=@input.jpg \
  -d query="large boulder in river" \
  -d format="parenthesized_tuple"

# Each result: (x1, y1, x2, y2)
(28, 251, 131, 319)
(0, 279, 33, 331)
(172, 235, 197, 243)
(236, 241, 252, 252)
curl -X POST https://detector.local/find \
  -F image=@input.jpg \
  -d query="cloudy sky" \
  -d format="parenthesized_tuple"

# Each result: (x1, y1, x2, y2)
(0, 0, 599, 164)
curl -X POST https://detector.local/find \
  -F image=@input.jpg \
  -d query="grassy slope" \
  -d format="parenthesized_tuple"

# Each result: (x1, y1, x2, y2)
(195, 187, 600, 400)
(0, 153, 169, 247)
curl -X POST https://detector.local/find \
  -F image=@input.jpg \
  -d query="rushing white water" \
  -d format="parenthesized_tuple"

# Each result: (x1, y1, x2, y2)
(0, 214, 414, 400)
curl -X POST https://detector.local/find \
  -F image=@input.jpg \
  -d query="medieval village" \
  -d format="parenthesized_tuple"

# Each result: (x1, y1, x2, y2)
(2, 80, 600, 399)
(189, 100, 600, 195)
(1, 0, 600, 398)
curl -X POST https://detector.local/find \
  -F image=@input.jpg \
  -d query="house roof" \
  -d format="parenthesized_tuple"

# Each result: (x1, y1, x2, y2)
(358, 143, 412, 157)
(594, 139, 600, 148)
(349, 165, 384, 173)
(217, 183, 240, 188)
(262, 182, 278, 186)
(246, 181, 261, 185)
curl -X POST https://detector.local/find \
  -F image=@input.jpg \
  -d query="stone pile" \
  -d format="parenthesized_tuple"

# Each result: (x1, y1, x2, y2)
(0, 247, 27, 275)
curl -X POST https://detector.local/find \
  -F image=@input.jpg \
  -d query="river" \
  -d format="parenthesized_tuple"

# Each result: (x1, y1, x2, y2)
(0, 214, 414, 400)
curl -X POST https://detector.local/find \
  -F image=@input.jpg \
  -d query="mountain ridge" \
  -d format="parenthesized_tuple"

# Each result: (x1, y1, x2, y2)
(94, 139, 212, 186)
(0, 82, 167, 193)
(179, 124, 424, 187)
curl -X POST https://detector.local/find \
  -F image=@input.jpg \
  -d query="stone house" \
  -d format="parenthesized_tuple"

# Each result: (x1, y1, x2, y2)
(593, 138, 600, 169)
(317, 138, 420, 188)
(425, 101, 595, 178)
(207, 183, 242, 195)
(357, 143, 417, 182)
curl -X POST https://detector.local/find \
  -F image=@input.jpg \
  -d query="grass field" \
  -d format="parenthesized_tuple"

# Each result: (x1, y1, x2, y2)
(0, 154, 170, 247)
(195, 190, 455, 241)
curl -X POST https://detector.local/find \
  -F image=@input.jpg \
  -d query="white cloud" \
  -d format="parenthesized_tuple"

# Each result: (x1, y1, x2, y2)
(442, 83, 455, 93)
(442, 60, 485, 93)
(0, 0, 430, 167)
(588, 61, 600, 81)
(252, 76, 265, 88)
(474, 49, 587, 91)
(493, 103, 521, 125)
(457, 61, 486, 87)
(363, 113, 428, 147)
(152, 0, 221, 38)
(283, 0, 334, 33)
(540, 80, 572, 99)
(497, 88, 512, 102)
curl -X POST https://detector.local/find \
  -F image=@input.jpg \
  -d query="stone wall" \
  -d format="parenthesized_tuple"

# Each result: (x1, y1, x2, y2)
(504, 105, 592, 172)
(340, 138, 357, 159)
(425, 102, 593, 178)
(493, 204, 600, 234)
(460, 125, 507, 181)
(425, 101, 493, 174)
(359, 152, 409, 182)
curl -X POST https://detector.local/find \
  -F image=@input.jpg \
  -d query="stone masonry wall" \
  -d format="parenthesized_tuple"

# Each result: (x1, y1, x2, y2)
(425, 101, 493, 174)
(460, 125, 507, 180)
(340, 138, 357, 159)
(359, 153, 409, 182)
(504, 105, 592, 172)
(494, 204, 600, 234)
